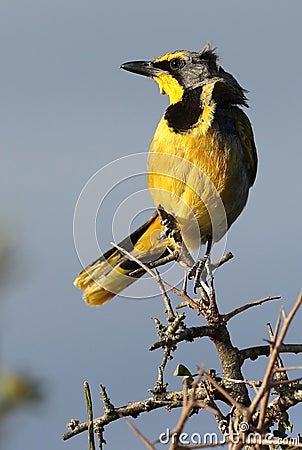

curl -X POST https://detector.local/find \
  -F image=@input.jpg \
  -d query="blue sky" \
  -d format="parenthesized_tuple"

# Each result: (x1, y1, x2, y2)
(1, 1, 301, 449)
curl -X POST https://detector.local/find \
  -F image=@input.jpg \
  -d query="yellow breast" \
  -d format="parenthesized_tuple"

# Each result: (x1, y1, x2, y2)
(148, 115, 249, 248)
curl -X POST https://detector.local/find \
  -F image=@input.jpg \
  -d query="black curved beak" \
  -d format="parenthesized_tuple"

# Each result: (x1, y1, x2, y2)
(120, 60, 161, 78)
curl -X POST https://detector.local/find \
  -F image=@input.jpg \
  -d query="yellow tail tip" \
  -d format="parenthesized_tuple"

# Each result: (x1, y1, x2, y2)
(74, 271, 115, 306)
(82, 286, 115, 306)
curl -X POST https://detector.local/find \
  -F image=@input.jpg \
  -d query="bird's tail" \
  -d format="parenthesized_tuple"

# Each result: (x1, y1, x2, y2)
(74, 211, 175, 306)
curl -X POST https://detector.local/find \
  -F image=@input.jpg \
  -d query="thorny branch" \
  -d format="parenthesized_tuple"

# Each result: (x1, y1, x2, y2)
(156, 291, 302, 450)
(239, 343, 302, 362)
(245, 291, 302, 424)
(64, 231, 302, 449)
(222, 295, 281, 322)
(63, 385, 209, 441)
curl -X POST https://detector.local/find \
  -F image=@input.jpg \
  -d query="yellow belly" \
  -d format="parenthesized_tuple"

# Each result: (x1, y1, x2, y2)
(148, 117, 249, 249)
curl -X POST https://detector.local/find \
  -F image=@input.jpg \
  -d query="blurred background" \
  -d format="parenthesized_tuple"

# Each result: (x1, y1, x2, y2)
(0, 0, 301, 448)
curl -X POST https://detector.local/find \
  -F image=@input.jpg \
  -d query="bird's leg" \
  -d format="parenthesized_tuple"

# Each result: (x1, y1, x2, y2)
(188, 238, 213, 294)
(129, 205, 193, 278)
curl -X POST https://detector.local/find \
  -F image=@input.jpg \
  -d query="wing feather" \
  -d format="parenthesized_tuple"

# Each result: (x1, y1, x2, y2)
(235, 108, 258, 187)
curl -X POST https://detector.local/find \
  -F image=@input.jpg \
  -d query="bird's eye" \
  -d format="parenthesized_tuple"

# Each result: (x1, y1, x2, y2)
(169, 58, 183, 71)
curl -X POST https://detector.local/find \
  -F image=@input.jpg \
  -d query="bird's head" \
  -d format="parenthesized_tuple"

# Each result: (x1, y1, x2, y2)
(121, 43, 247, 106)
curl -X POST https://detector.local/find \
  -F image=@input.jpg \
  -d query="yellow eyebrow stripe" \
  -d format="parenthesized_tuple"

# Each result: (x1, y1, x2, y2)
(153, 51, 186, 63)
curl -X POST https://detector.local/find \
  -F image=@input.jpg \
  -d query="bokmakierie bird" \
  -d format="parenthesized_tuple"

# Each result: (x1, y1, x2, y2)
(74, 43, 258, 306)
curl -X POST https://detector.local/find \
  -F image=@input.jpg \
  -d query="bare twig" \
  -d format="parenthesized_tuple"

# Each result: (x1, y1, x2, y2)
(124, 418, 155, 450)
(223, 296, 281, 322)
(154, 269, 175, 319)
(267, 322, 287, 375)
(149, 324, 212, 351)
(100, 385, 115, 414)
(211, 252, 234, 270)
(257, 323, 275, 431)
(111, 242, 202, 313)
(224, 377, 261, 390)
(247, 291, 302, 423)
(110, 242, 160, 280)
(239, 344, 302, 362)
(84, 381, 96, 450)
(270, 377, 302, 386)
(151, 313, 185, 394)
(170, 369, 205, 450)
(163, 280, 204, 313)
(95, 425, 105, 450)
(274, 366, 302, 372)
(273, 309, 282, 344)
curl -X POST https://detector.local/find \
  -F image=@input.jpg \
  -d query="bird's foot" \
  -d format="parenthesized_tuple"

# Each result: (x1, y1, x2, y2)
(157, 205, 177, 240)
(188, 256, 208, 294)
(187, 239, 213, 294)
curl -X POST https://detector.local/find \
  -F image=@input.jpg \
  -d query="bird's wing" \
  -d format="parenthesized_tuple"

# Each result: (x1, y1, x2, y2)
(234, 108, 258, 187)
